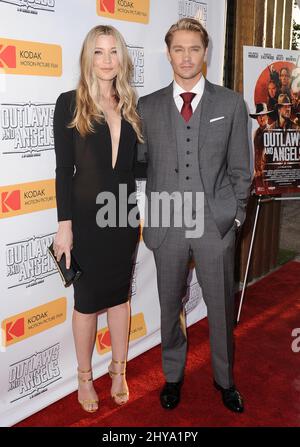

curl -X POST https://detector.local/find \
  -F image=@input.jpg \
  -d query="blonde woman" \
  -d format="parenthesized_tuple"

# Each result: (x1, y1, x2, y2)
(53, 25, 144, 413)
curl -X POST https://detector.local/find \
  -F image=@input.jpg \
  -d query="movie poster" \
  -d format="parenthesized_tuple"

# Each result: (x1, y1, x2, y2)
(244, 46, 300, 195)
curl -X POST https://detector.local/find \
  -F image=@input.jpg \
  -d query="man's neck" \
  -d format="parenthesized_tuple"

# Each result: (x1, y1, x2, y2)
(174, 73, 203, 91)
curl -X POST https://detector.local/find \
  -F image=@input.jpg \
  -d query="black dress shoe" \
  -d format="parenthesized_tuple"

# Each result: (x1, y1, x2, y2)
(160, 381, 182, 410)
(214, 380, 244, 413)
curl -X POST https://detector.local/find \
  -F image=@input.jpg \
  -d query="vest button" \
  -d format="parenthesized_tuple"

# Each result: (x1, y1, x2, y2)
(175, 168, 178, 173)
(186, 176, 190, 180)
(187, 126, 191, 130)
(186, 151, 190, 155)
(187, 138, 190, 142)
(186, 164, 190, 167)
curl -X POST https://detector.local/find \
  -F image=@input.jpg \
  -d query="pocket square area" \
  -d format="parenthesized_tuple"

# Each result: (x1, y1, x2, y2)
(210, 116, 225, 123)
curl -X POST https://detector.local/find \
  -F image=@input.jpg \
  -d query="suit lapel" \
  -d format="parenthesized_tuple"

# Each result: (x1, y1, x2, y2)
(198, 79, 215, 153)
(161, 83, 178, 167)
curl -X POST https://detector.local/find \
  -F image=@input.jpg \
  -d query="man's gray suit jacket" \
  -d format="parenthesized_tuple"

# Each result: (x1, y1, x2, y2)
(137, 79, 252, 250)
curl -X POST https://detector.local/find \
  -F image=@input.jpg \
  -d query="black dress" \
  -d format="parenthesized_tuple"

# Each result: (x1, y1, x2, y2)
(53, 90, 141, 314)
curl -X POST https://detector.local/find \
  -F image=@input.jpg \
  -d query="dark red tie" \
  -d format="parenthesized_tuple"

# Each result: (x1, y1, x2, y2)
(180, 92, 196, 122)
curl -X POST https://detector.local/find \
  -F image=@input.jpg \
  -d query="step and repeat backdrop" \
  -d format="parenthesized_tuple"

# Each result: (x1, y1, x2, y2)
(0, 0, 226, 426)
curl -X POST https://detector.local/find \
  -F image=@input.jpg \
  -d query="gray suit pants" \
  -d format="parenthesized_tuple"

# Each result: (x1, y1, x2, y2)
(153, 206, 236, 388)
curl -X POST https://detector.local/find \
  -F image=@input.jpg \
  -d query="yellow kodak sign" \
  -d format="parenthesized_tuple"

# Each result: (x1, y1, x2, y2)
(96, 312, 147, 354)
(2, 297, 67, 347)
(0, 38, 62, 76)
(96, 0, 149, 24)
(0, 179, 56, 219)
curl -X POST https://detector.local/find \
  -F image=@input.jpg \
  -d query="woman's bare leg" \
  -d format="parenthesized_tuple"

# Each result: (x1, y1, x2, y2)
(107, 300, 130, 404)
(72, 309, 99, 411)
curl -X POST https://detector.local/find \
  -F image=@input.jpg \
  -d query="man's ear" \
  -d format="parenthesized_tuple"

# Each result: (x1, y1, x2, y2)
(204, 47, 208, 63)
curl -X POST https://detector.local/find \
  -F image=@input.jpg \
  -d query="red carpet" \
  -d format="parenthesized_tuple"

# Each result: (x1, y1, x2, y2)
(15, 261, 300, 427)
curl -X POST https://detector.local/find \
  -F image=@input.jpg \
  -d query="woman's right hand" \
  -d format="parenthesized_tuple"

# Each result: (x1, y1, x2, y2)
(53, 220, 73, 269)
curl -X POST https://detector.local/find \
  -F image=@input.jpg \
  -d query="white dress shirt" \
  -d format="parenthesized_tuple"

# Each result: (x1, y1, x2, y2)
(173, 75, 205, 113)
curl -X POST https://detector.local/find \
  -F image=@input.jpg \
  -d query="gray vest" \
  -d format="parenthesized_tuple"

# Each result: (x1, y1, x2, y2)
(173, 99, 204, 211)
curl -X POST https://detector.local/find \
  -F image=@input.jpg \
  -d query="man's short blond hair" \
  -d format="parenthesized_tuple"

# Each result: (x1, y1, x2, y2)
(165, 18, 209, 49)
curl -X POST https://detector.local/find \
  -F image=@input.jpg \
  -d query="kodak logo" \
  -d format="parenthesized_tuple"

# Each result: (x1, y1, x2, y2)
(1, 190, 21, 213)
(100, 0, 115, 13)
(0, 45, 16, 68)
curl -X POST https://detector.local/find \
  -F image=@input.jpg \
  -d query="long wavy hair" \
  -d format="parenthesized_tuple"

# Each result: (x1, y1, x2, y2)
(69, 25, 143, 142)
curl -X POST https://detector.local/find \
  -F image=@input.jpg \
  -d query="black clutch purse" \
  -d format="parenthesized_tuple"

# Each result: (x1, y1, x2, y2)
(48, 242, 83, 287)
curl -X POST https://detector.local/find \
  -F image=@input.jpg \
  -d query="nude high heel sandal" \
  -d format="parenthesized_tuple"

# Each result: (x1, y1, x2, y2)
(108, 359, 129, 405)
(77, 367, 99, 413)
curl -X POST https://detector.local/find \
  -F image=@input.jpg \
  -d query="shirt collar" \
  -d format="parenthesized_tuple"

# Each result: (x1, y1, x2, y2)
(173, 76, 205, 98)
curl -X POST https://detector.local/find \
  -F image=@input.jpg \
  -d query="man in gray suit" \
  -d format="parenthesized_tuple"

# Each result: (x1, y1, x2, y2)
(137, 18, 251, 412)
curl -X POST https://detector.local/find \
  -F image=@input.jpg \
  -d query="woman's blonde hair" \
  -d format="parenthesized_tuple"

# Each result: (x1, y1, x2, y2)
(69, 25, 143, 142)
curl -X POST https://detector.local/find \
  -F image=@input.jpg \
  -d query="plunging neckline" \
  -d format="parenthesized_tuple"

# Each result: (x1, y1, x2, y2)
(106, 117, 122, 171)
